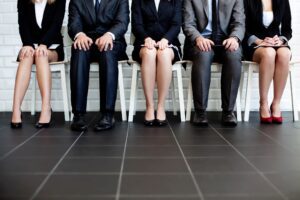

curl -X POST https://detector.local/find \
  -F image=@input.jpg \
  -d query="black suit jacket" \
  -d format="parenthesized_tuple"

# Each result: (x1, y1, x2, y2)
(131, 0, 182, 48)
(68, 0, 129, 45)
(243, 0, 292, 44)
(17, 0, 66, 48)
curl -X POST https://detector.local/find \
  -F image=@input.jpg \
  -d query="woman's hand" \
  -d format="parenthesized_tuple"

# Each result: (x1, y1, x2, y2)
(19, 46, 35, 60)
(157, 38, 169, 50)
(36, 44, 48, 57)
(273, 35, 284, 46)
(144, 37, 156, 49)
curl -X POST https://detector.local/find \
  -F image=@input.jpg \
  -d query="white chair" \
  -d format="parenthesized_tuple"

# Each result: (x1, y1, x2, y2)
(186, 62, 243, 122)
(243, 61, 300, 121)
(128, 60, 187, 122)
(30, 27, 70, 121)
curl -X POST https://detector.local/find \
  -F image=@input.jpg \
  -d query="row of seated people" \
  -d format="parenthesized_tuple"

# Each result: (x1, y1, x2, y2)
(11, 0, 292, 131)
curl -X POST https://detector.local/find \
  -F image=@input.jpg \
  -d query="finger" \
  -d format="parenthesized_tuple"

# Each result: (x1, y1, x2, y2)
(222, 40, 227, 46)
(88, 38, 93, 46)
(81, 41, 87, 51)
(109, 41, 113, 50)
(206, 41, 212, 51)
(209, 40, 215, 46)
(199, 43, 205, 51)
(77, 41, 82, 50)
(203, 41, 209, 51)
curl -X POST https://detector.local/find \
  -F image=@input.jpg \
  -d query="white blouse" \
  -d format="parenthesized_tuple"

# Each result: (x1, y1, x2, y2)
(263, 11, 274, 28)
(154, 0, 160, 11)
(35, 0, 47, 29)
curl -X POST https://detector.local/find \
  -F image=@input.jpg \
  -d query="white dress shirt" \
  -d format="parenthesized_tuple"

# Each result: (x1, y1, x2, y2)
(263, 11, 274, 28)
(35, 0, 47, 29)
(154, 0, 160, 11)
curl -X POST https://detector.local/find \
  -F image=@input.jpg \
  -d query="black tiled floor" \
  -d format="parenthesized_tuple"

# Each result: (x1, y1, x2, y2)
(0, 111, 300, 200)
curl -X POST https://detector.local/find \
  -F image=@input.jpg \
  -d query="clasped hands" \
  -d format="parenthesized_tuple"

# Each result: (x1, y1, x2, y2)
(255, 35, 284, 46)
(195, 36, 239, 52)
(73, 32, 114, 52)
(144, 37, 169, 50)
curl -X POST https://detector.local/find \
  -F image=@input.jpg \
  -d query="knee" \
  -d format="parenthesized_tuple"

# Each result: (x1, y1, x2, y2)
(261, 48, 277, 61)
(276, 48, 291, 63)
(156, 49, 172, 62)
(224, 48, 242, 62)
(34, 51, 48, 62)
(140, 48, 157, 60)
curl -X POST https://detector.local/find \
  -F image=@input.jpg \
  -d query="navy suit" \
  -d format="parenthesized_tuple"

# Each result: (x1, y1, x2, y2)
(68, 0, 129, 114)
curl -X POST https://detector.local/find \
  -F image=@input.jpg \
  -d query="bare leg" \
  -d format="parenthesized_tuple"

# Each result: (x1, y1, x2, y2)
(11, 55, 34, 123)
(156, 48, 174, 120)
(271, 47, 291, 117)
(253, 47, 276, 118)
(35, 50, 58, 123)
(140, 47, 157, 120)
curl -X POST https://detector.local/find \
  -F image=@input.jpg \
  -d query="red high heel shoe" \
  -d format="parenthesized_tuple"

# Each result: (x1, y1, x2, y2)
(270, 105, 283, 124)
(260, 108, 272, 124)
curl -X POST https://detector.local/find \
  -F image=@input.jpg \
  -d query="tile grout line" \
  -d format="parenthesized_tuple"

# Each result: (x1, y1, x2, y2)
(29, 115, 98, 200)
(115, 122, 130, 200)
(0, 129, 45, 161)
(250, 126, 297, 154)
(209, 124, 289, 200)
(167, 121, 205, 200)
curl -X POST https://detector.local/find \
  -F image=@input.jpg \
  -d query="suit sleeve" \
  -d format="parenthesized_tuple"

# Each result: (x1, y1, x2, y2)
(68, 0, 84, 40)
(229, 0, 245, 42)
(163, 0, 182, 43)
(182, 0, 202, 43)
(280, 0, 292, 42)
(107, 0, 129, 40)
(131, 0, 148, 40)
(17, 0, 34, 47)
(40, 0, 66, 47)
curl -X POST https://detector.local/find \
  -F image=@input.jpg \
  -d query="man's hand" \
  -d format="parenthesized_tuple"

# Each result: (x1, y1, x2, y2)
(223, 37, 239, 52)
(74, 33, 93, 51)
(156, 38, 169, 50)
(19, 46, 35, 60)
(36, 44, 48, 57)
(195, 37, 214, 52)
(144, 37, 156, 49)
(95, 33, 114, 52)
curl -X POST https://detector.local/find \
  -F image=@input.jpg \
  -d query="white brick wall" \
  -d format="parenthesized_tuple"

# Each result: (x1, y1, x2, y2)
(0, 0, 300, 112)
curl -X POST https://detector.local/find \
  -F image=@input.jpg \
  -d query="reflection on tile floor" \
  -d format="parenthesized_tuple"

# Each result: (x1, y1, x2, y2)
(0, 111, 300, 200)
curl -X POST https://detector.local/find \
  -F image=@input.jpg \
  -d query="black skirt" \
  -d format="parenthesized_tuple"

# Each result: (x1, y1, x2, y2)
(243, 45, 291, 61)
(132, 45, 182, 64)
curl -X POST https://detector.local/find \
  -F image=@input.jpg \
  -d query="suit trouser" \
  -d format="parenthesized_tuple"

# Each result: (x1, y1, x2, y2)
(191, 46, 242, 112)
(70, 44, 123, 114)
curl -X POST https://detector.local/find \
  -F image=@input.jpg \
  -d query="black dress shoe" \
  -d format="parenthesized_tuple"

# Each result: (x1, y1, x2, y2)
(35, 109, 53, 129)
(94, 113, 115, 132)
(11, 112, 22, 129)
(71, 113, 88, 132)
(192, 110, 208, 126)
(11, 122, 22, 129)
(156, 119, 167, 126)
(144, 119, 155, 126)
(222, 111, 237, 127)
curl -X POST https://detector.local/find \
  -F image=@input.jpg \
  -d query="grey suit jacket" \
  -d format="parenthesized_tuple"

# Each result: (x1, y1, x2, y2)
(183, 0, 245, 44)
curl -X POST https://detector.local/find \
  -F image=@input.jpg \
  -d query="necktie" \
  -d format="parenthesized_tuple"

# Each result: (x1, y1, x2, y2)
(95, 0, 100, 14)
(211, 0, 220, 43)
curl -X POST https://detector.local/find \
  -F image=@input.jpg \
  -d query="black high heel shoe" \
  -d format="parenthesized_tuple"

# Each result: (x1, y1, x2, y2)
(11, 111, 22, 129)
(144, 112, 155, 126)
(35, 109, 52, 129)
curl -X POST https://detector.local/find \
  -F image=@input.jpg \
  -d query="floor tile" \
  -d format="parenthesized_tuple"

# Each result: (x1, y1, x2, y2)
(181, 146, 240, 158)
(67, 146, 124, 157)
(126, 146, 181, 158)
(120, 174, 198, 195)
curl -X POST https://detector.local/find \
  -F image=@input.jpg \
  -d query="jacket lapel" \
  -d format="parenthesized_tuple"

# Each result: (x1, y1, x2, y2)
(202, 0, 209, 18)
(148, 0, 158, 19)
(98, 0, 109, 18)
(85, 0, 96, 23)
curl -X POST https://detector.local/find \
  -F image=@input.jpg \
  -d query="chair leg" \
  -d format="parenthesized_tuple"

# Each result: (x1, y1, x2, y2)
(176, 65, 185, 122)
(236, 71, 244, 122)
(118, 63, 127, 121)
(128, 63, 138, 122)
(244, 64, 254, 122)
(66, 64, 73, 120)
(289, 66, 299, 121)
(171, 72, 177, 116)
(186, 79, 193, 121)
(31, 71, 36, 115)
(60, 66, 70, 121)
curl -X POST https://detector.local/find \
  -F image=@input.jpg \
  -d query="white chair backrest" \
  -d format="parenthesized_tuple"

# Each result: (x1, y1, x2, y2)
(61, 25, 73, 47)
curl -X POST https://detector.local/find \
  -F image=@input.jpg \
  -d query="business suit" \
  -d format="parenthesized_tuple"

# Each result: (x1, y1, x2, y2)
(131, 0, 182, 63)
(68, 0, 129, 116)
(243, 0, 292, 60)
(17, 0, 66, 61)
(183, 0, 245, 113)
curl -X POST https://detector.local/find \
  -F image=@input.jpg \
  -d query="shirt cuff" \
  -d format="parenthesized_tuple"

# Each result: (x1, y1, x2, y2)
(107, 32, 115, 41)
(279, 36, 288, 44)
(248, 35, 259, 46)
(74, 32, 85, 40)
